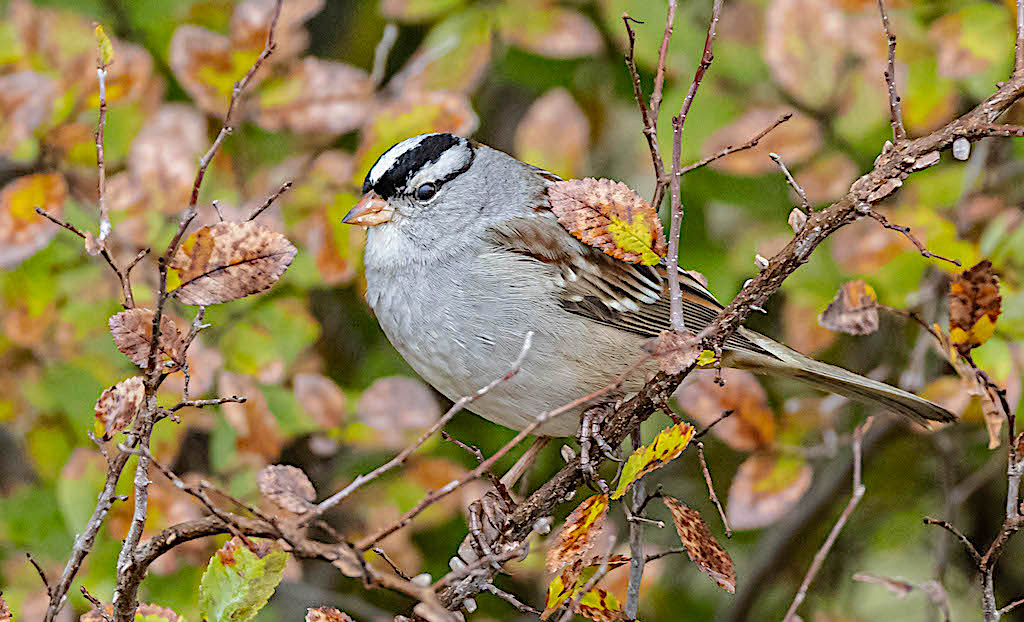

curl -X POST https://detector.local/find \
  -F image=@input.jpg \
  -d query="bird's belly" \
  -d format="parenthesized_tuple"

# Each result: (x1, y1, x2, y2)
(366, 259, 654, 437)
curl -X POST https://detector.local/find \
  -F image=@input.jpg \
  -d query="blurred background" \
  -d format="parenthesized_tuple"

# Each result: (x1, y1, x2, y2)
(0, 0, 1022, 620)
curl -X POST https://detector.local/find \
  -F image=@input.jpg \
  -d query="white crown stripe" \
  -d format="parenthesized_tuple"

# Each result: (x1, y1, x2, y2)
(367, 133, 438, 187)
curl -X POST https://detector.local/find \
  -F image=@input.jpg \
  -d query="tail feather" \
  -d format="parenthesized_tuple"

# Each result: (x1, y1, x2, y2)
(731, 328, 957, 426)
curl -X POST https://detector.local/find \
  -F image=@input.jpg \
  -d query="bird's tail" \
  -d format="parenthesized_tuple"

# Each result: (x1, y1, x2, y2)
(730, 327, 957, 426)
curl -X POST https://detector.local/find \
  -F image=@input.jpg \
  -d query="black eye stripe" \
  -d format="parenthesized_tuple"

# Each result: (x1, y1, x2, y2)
(364, 134, 468, 199)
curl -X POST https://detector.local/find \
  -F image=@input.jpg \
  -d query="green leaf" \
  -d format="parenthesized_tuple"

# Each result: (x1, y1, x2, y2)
(199, 538, 289, 622)
(95, 24, 114, 66)
(607, 214, 661, 266)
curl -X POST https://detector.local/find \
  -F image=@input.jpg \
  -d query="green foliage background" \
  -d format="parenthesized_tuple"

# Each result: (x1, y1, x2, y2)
(0, 0, 1022, 620)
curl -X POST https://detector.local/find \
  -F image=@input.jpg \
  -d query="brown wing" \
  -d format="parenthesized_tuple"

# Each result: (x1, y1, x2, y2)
(484, 213, 775, 359)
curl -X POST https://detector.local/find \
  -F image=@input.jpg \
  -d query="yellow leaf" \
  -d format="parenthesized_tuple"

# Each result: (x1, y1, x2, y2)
(612, 421, 695, 499)
(696, 349, 718, 367)
(546, 494, 609, 571)
(577, 587, 622, 621)
(95, 24, 114, 66)
(607, 213, 661, 266)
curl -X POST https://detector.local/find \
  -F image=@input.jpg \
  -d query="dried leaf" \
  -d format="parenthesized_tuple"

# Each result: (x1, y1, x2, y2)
(293, 373, 346, 428)
(500, 5, 603, 59)
(703, 108, 822, 175)
(95, 376, 145, 441)
(170, 221, 297, 306)
(0, 173, 67, 268)
(852, 572, 915, 598)
(783, 299, 838, 356)
(169, 24, 264, 116)
(355, 376, 441, 448)
(128, 104, 208, 214)
(727, 453, 812, 530)
(219, 372, 284, 460)
(231, 0, 324, 59)
(134, 603, 183, 622)
(546, 493, 609, 572)
(0, 71, 57, 158)
(764, 0, 847, 108)
(662, 496, 736, 593)
(948, 260, 1001, 355)
(818, 280, 880, 336)
(674, 369, 775, 451)
(515, 88, 589, 179)
(646, 329, 700, 375)
(108, 308, 186, 369)
(256, 58, 375, 136)
(305, 608, 355, 622)
(932, 325, 999, 446)
(547, 178, 667, 265)
(543, 563, 586, 619)
(612, 421, 695, 500)
(258, 464, 316, 514)
(0, 592, 11, 621)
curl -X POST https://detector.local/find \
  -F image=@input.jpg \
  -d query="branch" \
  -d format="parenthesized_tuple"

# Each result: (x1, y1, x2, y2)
(770, 152, 811, 212)
(307, 331, 534, 523)
(922, 517, 982, 566)
(622, 12, 669, 208)
(677, 113, 791, 176)
(625, 429, 645, 620)
(697, 442, 731, 536)
(877, 0, 907, 141)
(246, 181, 293, 221)
(94, 46, 111, 245)
(866, 210, 961, 267)
(782, 418, 871, 621)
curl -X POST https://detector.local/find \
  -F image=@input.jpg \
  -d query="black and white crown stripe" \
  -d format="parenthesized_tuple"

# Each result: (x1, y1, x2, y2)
(363, 133, 476, 200)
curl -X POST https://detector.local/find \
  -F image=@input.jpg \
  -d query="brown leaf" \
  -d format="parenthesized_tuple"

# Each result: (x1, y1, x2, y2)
(818, 280, 879, 336)
(830, 211, 911, 273)
(355, 376, 441, 448)
(948, 260, 1001, 356)
(293, 373, 346, 428)
(0, 173, 67, 268)
(128, 104, 208, 214)
(258, 464, 316, 514)
(81, 604, 114, 622)
(305, 608, 355, 622)
(95, 376, 146, 440)
(852, 572, 915, 598)
(575, 587, 622, 622)
(782, 299, 838, 356)
(256, 58, 375, 136)
(500, 5, 603, 59)
(646, 329, 700, 375)
(169, 221, 297, 306)
(727, 453, 812, 530)
(0, 593, 11, 622)
(514, 88, 590, 179)
(796, 152, 859, 204)
(662, 496, 736, 593)
(546, 178, 667, 264)
(108, 308, 186, 369)
(219, 372, 284, 460)
(674, 369, 775, 451)
(546, 493, 609, 572)
(764, 0, 847, 108)
(703, 108, 822, 175)
(231, 0, 324, 60)
(0, 71, 58, 158)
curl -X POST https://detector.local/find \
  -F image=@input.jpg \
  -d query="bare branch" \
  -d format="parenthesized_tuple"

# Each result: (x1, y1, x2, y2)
(877, 0, 907, 141)
(783, 418, 872, 621)
(625, 429, 645, 620)
(770, 152, 811, 212)
(247, 181, 293, 221)
(923, 517, 983, 566)
(622, 13, 668, 208)
(697, 442, 731, 537)
(649, 2, 678, 123)
(866, 210, 962, 267)
(371, 23, 399, 87)
(26, 553, 52, 597)
(81, 586, 112, 622)
(677, 113, 792, 176)
(95, 53, 111, 244)
(309, 331, 534, 522)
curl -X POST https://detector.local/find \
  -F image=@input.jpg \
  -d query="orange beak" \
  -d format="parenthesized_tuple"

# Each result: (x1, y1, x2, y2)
(342, 191, 393, 226)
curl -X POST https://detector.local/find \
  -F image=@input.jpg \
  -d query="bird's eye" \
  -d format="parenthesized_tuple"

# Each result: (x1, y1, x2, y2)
(414, 182, 437, 201)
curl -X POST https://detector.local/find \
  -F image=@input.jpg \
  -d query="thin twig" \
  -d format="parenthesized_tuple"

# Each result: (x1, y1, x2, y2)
(482, 583, 542, 616)
(697, 442, 731, 537)
(309, 331, 534, 522)
(1000, 597, 1024, 617)
(867, 210, 962, 267)
(246, 181, 292, 221)
(26, 553, 52, 597)
(783, 418, 871, 621)
(371, 23, 399, 87)
(95, 50, 111, 243)
(81, 586, 113, 622)
(168, 396, 245, 413)
(625, 428, 645, 620)
(877, 0, 907, 141)
(695, 409, 734, 439)
(622, 13, 667, 208)
(649, 1, 678, 124)
(770, 152, 811, 212)
(677, 113, 792, 176)
(1015, 0, 1024, 75)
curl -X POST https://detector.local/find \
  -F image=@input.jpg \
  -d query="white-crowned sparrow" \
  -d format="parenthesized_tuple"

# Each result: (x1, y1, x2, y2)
(343, 132, 955, 437)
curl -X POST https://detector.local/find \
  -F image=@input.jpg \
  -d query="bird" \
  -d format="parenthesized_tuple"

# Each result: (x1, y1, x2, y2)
(342, 132, 956, 438)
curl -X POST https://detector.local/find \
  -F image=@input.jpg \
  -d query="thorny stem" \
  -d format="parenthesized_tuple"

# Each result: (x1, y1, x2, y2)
(783, 419, 871, 621)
